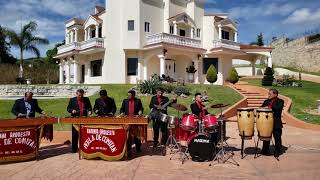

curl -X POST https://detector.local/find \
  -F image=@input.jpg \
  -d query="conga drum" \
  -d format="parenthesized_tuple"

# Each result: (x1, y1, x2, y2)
(237, 108, 255, 140)
(256, 108, 274, 141)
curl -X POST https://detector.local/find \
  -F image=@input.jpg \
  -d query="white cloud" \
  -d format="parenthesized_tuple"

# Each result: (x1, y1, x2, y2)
(0, 0, 103, 58)
(229, 3, 296, 19)
(283, 8, 320, 24)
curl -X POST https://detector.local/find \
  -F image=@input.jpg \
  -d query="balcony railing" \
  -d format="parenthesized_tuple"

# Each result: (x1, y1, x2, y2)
(57, 38, 104, 54)
(145, 33, 201, 48)
(212, 39, 240, 51)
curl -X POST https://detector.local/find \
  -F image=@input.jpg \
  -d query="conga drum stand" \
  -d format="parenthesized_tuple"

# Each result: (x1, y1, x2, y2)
(240, 132, 256, 159)
(211, 118, 239, 166)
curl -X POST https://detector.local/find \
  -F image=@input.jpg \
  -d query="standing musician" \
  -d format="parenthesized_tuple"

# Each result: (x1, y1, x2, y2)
(120, 90, 144, 156)
(261, 89, 284, 157)
(67, 89, 92, 153)
(149, 87, 177, 148)
(11, 92, 45, 118)
(93, 89, 117, 116)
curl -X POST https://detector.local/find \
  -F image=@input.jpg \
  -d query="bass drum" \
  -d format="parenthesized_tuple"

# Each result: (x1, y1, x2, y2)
(188, 134, 215, 162)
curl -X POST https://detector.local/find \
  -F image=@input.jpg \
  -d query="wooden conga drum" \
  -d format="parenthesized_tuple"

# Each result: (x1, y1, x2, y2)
(256, 108, 274, 141)
(237, 108, 255, 140)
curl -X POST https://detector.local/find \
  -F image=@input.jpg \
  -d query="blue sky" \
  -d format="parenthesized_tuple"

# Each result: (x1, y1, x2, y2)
(0, 0, 319, 59)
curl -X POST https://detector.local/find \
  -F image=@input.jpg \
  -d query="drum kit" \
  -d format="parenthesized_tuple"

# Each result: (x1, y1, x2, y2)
(159, 102, 238, 166)
(237, 108, 275, 159)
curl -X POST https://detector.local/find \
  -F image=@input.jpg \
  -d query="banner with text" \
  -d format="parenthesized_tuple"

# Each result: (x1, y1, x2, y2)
(80, 125, 127, 161)
(0, 127, 38, 163)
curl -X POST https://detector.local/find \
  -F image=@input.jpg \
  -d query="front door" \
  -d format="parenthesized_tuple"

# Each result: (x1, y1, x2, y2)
(165, 60, 175, 79)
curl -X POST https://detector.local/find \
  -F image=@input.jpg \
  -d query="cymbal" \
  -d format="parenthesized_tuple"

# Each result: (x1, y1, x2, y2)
(171, 103, 188, 111)
(210, 103, 230, 108)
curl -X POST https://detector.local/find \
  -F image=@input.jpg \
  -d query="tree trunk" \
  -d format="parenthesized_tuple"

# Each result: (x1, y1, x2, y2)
(19, 50, 24, 79)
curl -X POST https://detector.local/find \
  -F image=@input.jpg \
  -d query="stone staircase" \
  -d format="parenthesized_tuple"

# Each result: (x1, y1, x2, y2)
(234, 85, 267, 109)
(227, 84, 268, 122)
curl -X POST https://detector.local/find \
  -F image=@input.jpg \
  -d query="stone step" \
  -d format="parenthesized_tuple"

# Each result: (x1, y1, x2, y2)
(246, 96, 268, 99)
(248, 103, 263, 107)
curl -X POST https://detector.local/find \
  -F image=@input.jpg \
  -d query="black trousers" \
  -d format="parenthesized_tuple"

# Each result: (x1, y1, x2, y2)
(72, 126, 78, 153)
(262, 128, 282, 154)
(153, 120, 168, 146)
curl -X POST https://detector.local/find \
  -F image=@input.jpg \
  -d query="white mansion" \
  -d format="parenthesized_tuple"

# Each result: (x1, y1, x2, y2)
(55, 0, 273, 85)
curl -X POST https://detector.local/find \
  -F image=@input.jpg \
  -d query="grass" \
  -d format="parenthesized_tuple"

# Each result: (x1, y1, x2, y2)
(0, 84, 242, 130)
(244, 80, 320, 124)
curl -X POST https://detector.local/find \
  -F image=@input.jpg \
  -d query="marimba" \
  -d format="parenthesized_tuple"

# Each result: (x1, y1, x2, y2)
(0, 117, 58, 163)
(60, 116, 148, 125)
(0, 117, 58, 128)
(60, 116, 149, 161)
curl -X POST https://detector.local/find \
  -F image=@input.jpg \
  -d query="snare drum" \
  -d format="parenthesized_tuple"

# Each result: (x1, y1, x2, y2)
(256, 108, 274, 141)
(181, 114, 198, 131)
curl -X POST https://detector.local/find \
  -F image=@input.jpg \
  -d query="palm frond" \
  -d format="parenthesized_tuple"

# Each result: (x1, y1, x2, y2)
(30, 36, 49, 45)
(22, 21, 37, 34)
(5, 30, 21, 48)
(25, 45, 40, 58)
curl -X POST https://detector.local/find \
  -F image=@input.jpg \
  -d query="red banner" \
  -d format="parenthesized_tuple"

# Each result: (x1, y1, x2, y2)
(80, 125, 127, 161)
(0, 127, 38, 163)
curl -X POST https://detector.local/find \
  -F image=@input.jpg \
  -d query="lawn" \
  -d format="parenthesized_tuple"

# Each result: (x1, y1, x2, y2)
(244, 80, 320, 124)
(0, 84, 242, 130)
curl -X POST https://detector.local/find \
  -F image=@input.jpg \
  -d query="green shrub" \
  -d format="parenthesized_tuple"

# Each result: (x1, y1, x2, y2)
(227, 67, 239, 84)
(137, 77, 161, 94)
(159, 84, 175, 93)
(206, 64, 217, 84)
(262, 67, 274, 86)
(173, 86, 190, 96)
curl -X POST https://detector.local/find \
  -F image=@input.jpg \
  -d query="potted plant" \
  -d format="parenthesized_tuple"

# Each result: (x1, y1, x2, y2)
(186, 64, 197, 83)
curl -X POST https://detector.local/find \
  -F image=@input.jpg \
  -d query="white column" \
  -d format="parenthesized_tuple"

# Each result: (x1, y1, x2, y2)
(87, 62, 91, 77)
(84, 29, 87, 40)
(235, 31, 238, 42)
(267, 54, 272, 68)
(194, 60, 199, 84)
(95, 25, 99, 38)
(73, 61, 79, 84)
(74, 29, 78, 42)
(88, 27, 91, 39)
(158, 55, 166, 76)
(191, 28, 195, 39)
(137, 60, 142, 80)
(251, 60, 256, 76)
(218, 25, 222, 40)
(72, 31, 74, 43)
(59, 62, 64, 84)
(173, 22, 177, 35)
(65, 61, 70, 84)
(143, 60, 148, 80)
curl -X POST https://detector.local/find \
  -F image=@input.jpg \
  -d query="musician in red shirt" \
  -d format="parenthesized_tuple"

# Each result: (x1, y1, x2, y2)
(67, 89, 92, 153)
(261, 89, 284, 158)
(120, 90, 144, 156)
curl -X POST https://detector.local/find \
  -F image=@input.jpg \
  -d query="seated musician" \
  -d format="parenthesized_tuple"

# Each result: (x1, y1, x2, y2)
(261, 89, 284, 158)
(11, 92, 45, 118)
(120, 90, 144, 156)
(190, 93, 218, 144)
(67, 89, 92, 153)
(93, 89, 117, 116)
(149, 87, 177, 149)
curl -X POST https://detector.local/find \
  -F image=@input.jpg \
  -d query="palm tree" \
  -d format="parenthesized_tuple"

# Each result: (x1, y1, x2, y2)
(6, 21, 49, 79)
